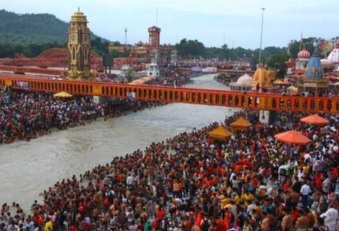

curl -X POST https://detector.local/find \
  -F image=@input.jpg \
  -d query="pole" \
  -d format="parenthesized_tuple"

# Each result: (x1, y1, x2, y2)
(259, 7, 265, 65)
(156, 9, 158, 26)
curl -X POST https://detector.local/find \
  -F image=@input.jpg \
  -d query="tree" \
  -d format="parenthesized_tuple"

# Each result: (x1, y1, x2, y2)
(125, 69, 133, 83)
(91, 37, 109, 55)
(175, 39, 205, 58)
(266, 53, 289, 78)
(287, 37, 317, 58)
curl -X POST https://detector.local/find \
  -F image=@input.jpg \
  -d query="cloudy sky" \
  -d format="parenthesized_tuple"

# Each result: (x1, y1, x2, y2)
(2, 0, 339, 49)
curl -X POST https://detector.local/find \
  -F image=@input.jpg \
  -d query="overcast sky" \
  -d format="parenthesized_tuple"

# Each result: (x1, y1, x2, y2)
(2, 0, 339, 49)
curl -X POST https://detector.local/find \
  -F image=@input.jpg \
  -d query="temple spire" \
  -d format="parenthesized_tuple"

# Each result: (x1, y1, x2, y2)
(299, 31, 303, 51)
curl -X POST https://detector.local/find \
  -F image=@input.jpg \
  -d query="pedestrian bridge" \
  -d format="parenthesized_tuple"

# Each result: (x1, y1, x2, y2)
(0, 73, 338, 114)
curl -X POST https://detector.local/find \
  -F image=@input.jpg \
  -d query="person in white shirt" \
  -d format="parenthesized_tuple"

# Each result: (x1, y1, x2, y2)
(300, 181, 312, 208)
(126, 173, 134, 186)
(320, 203, 339, 231)
(278, 164, 289, 183)
(322, 176, 331, 194)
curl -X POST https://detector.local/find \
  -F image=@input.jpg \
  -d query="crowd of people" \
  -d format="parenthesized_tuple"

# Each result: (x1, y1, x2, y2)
(0, 106, 338, 231)
(0, 86, 168, 144)
(0, 69, 194, 144)
(1, 70, 339, 231)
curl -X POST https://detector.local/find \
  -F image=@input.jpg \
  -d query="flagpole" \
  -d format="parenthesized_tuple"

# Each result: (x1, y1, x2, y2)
(259, 7, 265, 65)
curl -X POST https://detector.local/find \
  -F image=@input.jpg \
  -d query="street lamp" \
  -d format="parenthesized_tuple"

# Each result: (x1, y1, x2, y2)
(259, 7, 265, 65)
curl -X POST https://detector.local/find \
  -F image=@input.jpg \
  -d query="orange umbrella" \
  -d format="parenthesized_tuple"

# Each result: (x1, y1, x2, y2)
(274, 130, 311, 145)
(128, 80, 144, 85)
(300, 114, 329, 125)
(53, 91, 73, 98)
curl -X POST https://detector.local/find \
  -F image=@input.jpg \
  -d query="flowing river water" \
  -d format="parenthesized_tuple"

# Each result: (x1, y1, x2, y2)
(0, 74, 241, 211)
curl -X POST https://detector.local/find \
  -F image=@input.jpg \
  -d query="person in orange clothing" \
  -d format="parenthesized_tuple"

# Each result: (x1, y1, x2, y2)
(173, 179, 180, 198)
(223, 207, 234, 230)
(203, 176, 213, 189)
(35, 213, 44, 228)
(194, 208, 203, 227)
(282, 179, 291, 191)
(218, 165, 227, 177)
(183, 215, 193, 231)
(215, 217, 227, 231)
(145, 153, 151, 163)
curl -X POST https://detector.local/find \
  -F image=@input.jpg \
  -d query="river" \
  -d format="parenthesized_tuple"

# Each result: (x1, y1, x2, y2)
(0, 74, 241, 211)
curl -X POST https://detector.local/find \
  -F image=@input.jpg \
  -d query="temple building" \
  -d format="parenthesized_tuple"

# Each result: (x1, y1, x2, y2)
(296, 47, 310, 71)
(298, 47, 328, 95)
(67, 9, 91, 79)
(326, 43, 339, 64)
(229, 74, 252, 91)
(252, 65, 272, 90)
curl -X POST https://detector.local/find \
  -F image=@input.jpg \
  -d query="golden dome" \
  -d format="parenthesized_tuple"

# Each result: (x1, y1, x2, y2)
(252, 65, 270, 87)
(70, 8, 88, 23)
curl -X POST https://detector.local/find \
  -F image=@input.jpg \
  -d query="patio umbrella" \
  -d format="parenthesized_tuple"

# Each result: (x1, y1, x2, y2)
(274, 130, 311, 145)
(287, 86, 298, 91)
(53, 91, 73, 98)
(128, 79, 144, 85)
(273, 79, 283, 84)
(300, 114, 329, 125)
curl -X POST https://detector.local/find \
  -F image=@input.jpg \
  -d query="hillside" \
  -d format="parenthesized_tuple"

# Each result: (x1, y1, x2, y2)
(0, 9, 103, 45)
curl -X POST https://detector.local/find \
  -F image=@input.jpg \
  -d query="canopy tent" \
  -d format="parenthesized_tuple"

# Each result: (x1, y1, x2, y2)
(300, 114, 329, 126)
(230, 117, 251, 130)
(53, 91, 73, 98)
(208, 125, 232, 141)
(274, 130, 311, 145)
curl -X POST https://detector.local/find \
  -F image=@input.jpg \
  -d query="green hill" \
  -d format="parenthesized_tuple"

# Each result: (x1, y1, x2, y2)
(0, 9, 103, 45)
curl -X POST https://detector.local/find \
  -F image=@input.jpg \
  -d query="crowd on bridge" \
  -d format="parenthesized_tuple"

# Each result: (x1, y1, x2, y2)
(147, 69, 193, 87)
(0, 107, 339, 231)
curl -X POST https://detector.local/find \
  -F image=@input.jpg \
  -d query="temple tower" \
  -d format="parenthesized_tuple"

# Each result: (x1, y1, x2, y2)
(299, 46, 328, 95)
(68, 9, 91, 79)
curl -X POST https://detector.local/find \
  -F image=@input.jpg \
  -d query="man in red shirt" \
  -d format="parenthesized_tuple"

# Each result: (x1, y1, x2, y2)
(155, 206, 165, 219)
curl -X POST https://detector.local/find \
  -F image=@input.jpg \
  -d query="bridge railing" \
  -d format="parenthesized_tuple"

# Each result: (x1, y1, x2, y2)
(0, 65, 68, 76)
(0, 74, 338, 113)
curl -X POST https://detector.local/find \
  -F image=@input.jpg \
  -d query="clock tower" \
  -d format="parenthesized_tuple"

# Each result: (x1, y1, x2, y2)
(68, 8, 91, 79)
(148, 26, 161, 49)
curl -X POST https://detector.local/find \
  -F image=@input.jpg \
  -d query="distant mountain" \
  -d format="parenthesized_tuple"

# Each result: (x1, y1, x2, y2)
(0, 9, 105, 45)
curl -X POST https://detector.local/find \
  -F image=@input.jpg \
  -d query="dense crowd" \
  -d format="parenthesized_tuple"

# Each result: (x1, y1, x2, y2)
(0, 107, 338, 231)
(0, 70, 193, 144)
(1, 70, 339, 231)
(0, 87, 168, 144)
(146, 69, 194, 87)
